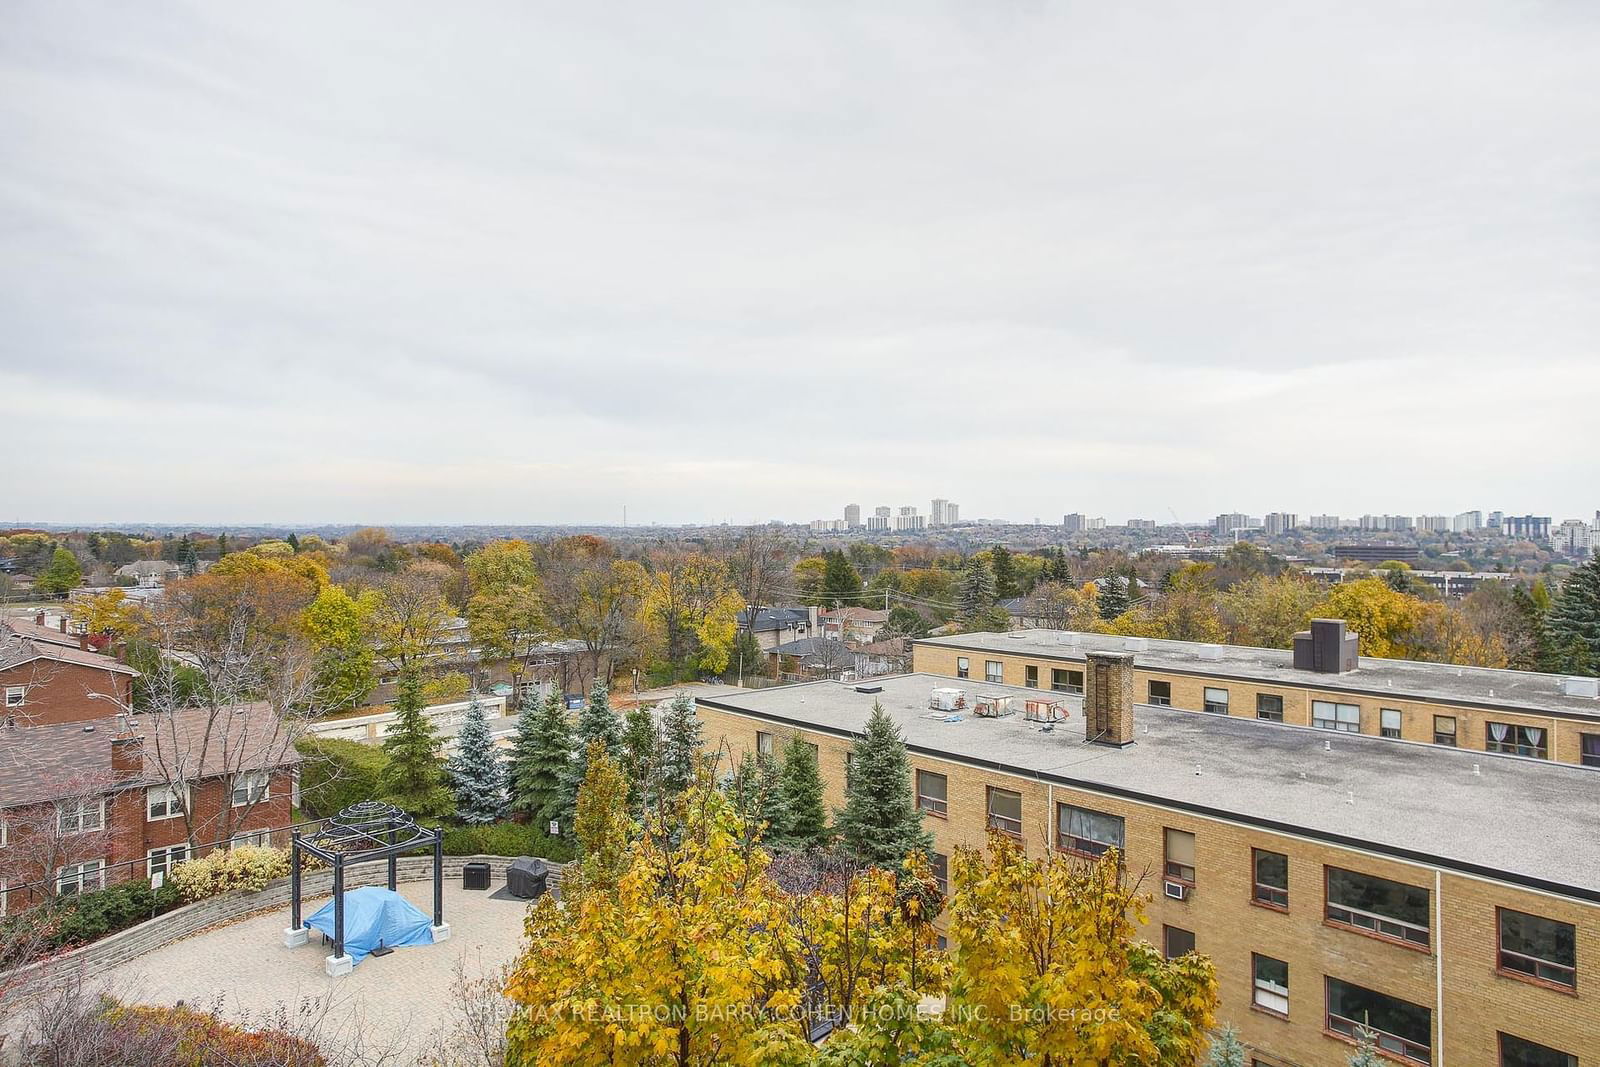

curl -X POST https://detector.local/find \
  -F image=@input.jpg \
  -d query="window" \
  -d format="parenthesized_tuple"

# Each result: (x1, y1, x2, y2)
(231, 829, 273, 849)
(146, 783, 187, 821)
(1256, 694, 1283, 722)
(1052, 668, 1084, 694)
(985, 660, 1003, 684)
(986, 787, 1022, 837)
(1057, 804, 1124, 857)
(1203, 687, 1229, 715)
(1252, 849, 1289, 909)
(916, 770, 948, 818)
(1499, 1033, 1578, 1067)
(1325, 977, 1431, 1065)
(1147, 680, 1171, 706)
(956, 657, 970, 679)
(147, 843, 189, 880)
(4, 685, 23, 708)
(1162, 925, 1195, 959)
(1380, 708, 1403, 738)
(756, 731, 773, 756)
(1497, 908, 1576, 989)
(1024, 665, 1038, 688)
(930, 852, 949, 897)
(1312, 700, 1360, 732)
(1486, 722, 1547, 759)
(1434, 715, 1457, 746)
(56, 860, 105, 896)
(844, 751, 856, 789)
(1582, 733, 1600, 768)
(231, 770, 271, 807)
(1325, 867, 1430, 947)
(1163, 828, 1196, 884)
(1252, 954, 1289, 1015)
(56, 798, 104, 834)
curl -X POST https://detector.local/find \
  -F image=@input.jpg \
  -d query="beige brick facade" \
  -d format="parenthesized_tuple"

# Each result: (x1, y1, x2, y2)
(695, 698, 1599, 1067)
(912, 642, 1600, 771)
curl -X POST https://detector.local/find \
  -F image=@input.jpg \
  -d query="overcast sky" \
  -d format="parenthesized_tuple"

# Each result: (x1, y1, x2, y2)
(2, 2, 1596, 527)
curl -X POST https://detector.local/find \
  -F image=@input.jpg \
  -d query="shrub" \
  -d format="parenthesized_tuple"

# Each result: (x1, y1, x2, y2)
(295, 737, 390, 819)
(27, 997, 328, 1066)
(171, 846, 291, 903)
(42, 878, 181, 948)
(438, 821, 576, 863)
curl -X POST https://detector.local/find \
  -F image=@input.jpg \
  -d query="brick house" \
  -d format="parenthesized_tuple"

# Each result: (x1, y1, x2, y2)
(0, 703, 299, 914)
(1, 624, 137, 728)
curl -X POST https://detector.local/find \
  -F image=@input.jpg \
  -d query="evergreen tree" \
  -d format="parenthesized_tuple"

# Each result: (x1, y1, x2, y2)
(732, 626, 763, 682)
(957, 558, 997, 621)
(724, 752, 786, 845)
(1508, 585, 1550, 671)
(216, 532, 229, 558)
(1546, 554, 1600, 675)
(821, 550, 864, 610)
(883, 604, 930, 640)
(177, 536, 199, 577)
(1049, 546, 1072, 583)
(287, 532, 301, 553)
(1097, 573, 1130, 620)
(1347, 1027, 1383, 1067)
(561, 681, 623, 816)
(619, 704, 659, 814)
(1204, 1025, 1246, 1067)
(510, 688, 574, 831)
(380, 668, 452, 817)
(656, 694, 703, 800)
(835, 702, 933, 868)
(447, 693, 508, 824)
(990, 544, 1018, 600)
(774, 736, 829, 850)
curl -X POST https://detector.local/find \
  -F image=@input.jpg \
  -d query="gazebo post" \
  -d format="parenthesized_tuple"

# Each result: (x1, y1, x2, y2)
(325, 853, 353, 976)
(387, 826, 397, 891)
(282, 830, 308, 948)
(430, 826, 451, 942)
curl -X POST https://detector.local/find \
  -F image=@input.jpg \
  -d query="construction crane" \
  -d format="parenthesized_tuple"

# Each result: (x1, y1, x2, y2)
(1168, 507, 1196, 546)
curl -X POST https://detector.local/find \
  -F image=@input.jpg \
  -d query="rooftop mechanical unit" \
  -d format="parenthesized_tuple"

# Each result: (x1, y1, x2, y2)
(929, 687, 967, 712)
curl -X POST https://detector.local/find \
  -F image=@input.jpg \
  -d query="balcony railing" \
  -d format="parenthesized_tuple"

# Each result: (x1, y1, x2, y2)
(1498, 947, 1576, 988)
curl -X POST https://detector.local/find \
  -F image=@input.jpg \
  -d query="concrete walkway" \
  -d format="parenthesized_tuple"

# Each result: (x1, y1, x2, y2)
(91, 880, 531, 1062)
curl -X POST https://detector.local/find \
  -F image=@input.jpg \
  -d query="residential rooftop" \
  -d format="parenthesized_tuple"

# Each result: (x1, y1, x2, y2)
(697, 673, 1600, 901)
(917, 629, 1600, 720)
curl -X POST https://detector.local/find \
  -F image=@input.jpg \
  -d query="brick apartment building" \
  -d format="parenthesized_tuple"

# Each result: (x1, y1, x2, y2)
(0, 703, 299, 915)
(1, 622, 138, 728)
(693, 651, 1598, 1066)
(912, 623, 1600, 768)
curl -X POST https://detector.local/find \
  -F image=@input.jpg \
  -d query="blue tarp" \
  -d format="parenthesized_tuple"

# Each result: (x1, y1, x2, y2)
(305, 886, 434, 964)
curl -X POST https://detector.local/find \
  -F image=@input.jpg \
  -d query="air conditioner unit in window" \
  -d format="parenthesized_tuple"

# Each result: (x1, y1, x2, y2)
(1163, 880, 1189, 901)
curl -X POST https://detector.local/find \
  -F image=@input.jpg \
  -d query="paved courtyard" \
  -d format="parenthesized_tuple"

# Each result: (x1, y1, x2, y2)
(92, 880, 532, 1062)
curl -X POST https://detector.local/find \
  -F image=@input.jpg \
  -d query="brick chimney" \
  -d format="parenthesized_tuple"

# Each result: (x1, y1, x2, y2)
(34, 609, 45, 626)
(58, 615, 67, 633)
(1084, 650, 1136, 747)
(110, 716, 144, 780)
(1292, 618, 1360, 674)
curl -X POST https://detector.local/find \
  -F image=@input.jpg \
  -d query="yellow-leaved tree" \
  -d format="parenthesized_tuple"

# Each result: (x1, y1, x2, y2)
(505, 787, 815, 1066)
(1316, 577, 1423, 659)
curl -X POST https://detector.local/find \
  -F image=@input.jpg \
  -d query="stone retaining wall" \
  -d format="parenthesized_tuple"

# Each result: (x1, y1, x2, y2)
(6, 854, 559, 987)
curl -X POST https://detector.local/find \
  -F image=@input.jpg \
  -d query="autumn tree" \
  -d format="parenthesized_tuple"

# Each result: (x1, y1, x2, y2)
(69, 588, 146, 642)
(380, 668, 453, 818)
(1316, 578, 1422, 659)
(643, 546, 743, 679)
(570, 740, 632, 896)
(504, 787, 815, 1066)
(299, 584, 376, 710)
(1218, 573, 1320, 648)
(540, 537, 650, 682)
(36, 547, 83, 595)
(941, 837, 1217, 1065)
(1153, 564, 1225, 643)
(368, 563, 455, 671)
(835, 703, 932, 868)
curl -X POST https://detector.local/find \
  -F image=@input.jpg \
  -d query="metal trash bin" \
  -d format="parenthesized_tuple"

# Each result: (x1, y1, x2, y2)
(462, 861, 491, 891)
(506, 857, 548, 900)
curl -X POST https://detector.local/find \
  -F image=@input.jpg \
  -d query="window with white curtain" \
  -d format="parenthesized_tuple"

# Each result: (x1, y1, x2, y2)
(1486, 722, 1547, 759)
(1312, 701, 1360, 732)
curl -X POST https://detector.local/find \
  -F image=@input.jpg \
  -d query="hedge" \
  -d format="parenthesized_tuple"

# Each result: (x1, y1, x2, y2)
(68, 999, 325, 1066)
(295, 736, 389, 819)
(0, 878, 184, 953)
(438, 821, 576, 863)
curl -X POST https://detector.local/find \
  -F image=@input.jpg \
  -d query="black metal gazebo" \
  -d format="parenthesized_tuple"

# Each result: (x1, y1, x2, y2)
(283, 802, 447, 975)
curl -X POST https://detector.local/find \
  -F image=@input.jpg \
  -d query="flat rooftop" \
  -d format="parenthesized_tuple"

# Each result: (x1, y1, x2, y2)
(698, 674, 1600, 901)
(917, 629, 1600, 720)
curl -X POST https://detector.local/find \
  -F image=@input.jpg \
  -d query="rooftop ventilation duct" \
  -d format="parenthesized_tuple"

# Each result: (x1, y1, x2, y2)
(1292, 619, 1360, 674)
(1197, 644, 1223, 661)
(1561, 676, 1600, 699)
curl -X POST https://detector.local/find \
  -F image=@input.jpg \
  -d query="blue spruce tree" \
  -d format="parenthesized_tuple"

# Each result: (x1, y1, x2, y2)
(509, 687, 572, 829)
(560, 680, 622, 822)
(447, 693, 507, 824)
(656, 693, 703, 800)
